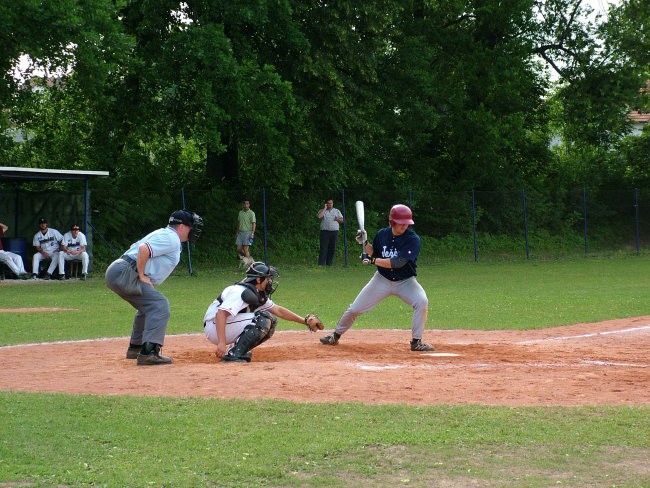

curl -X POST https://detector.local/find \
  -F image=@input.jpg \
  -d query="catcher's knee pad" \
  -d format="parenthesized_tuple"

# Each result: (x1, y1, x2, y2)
(254, 310, 277, 337)
(226, 312, 277, 360)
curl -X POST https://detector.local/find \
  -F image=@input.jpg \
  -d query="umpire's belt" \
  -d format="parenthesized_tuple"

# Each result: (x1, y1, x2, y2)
(120, 255, 137, 268)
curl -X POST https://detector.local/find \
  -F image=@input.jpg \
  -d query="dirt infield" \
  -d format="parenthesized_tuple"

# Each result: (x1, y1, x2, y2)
(0, 308, 78, 313)
(1, 316, 649, 406)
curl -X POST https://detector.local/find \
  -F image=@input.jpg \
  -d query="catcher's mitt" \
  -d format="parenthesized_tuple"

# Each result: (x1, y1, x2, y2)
(304, 313, 324, 332)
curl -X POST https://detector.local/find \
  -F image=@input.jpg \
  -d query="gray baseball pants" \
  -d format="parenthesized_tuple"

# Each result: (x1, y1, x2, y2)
(335, 272, 429, 339)
(105, 258, 170, 346)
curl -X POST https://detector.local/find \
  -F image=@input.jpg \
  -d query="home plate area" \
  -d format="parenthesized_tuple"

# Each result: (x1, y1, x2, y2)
(0, 318, 648, 406)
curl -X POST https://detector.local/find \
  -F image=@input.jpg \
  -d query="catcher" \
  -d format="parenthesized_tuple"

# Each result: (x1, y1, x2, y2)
(203, 261, 324, 362)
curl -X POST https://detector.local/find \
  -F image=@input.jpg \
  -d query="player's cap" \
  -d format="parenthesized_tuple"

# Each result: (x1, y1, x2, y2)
(38, 217, 47, 224)
(71, 224, 80, 230)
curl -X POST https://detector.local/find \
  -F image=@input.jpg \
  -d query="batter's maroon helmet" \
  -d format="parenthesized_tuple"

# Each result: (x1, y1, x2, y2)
(389, 204, 414, 225)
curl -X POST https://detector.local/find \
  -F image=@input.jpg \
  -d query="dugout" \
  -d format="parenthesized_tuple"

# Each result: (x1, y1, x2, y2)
(0, 166, 109, 269)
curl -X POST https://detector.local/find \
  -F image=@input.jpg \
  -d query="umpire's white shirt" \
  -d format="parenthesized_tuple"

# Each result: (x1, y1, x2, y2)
(203, 284, 274, 345)
(122, 226, 181, 286)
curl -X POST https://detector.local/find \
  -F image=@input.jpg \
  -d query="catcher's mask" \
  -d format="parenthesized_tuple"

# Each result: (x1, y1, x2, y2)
(245, 261, 279, 295)
(389, 204, 414, 226)
(169, 210, 204, 243)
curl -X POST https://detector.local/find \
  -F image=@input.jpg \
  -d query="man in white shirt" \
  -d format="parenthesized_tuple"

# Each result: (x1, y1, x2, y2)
(316, 199, 344, 266)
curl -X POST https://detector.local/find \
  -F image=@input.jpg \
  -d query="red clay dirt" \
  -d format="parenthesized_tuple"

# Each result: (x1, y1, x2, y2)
(0, 316, 649, 406)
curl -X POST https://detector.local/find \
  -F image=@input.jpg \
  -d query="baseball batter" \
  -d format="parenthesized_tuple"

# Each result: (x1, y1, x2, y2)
(203, 261, 324, 362)
(60, 224, 90, 280)
(105, 210, 203, 365)
(32, 217, 65, 279)
(320, 204, 434, 351)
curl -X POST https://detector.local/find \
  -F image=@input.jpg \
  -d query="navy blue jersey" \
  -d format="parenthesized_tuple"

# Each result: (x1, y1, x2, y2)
(372, 227, 420, 281)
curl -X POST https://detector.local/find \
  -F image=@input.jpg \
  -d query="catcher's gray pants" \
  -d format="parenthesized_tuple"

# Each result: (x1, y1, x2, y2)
(105, 258, 170, 346)
(335, 272, 429, 339)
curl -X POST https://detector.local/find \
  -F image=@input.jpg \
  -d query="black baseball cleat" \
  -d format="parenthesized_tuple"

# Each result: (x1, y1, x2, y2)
(221, 351, 253, 363)
(43, 273, 52, 280)
(410, 339, 435, 351)
(80, 273, 87, 281)
(320, 332, 340, 345)
(136, 342, 173, 365)
(125, 345, 141, 359)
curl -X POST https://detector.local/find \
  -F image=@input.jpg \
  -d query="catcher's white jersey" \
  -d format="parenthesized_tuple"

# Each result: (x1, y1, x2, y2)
(203, 284, 274, 345)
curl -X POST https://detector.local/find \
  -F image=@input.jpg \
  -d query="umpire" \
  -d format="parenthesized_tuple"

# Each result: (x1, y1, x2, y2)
(105, 210, 203, 365)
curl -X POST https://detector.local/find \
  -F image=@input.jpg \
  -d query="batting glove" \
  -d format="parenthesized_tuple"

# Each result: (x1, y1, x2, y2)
(361, 253, 376, 265)
(355, 229, 368, 245)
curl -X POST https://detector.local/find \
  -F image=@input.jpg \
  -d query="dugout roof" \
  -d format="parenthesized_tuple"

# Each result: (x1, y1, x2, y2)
(0, 166, 110, 255)
(0, 166, 109, 181)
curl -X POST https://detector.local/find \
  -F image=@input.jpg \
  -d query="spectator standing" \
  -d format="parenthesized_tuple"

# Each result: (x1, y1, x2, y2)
(316, 199, 344, 266)
(235, 200, 256, 264)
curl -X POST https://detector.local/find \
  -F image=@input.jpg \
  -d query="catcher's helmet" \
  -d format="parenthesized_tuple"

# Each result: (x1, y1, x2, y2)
(169, 210, 203, 243)
(245, 261, 279, 295)
(389, 204, 414, 225)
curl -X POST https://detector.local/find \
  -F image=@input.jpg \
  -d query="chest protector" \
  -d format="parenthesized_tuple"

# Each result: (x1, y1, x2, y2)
(239, 282, 268, 313)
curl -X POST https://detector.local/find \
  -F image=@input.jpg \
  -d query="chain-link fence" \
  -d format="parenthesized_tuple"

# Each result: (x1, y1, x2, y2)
(3, 185, 649, 270)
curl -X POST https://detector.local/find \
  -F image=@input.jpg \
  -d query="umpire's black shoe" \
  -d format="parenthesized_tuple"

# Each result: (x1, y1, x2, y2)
(137, 342, 173, 365)
(125, 345, 141, 359)
(410, 339, 435, 351)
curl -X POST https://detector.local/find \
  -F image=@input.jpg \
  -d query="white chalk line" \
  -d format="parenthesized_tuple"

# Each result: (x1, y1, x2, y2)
(0, 333, 205, 350)
(517, 325, 650, 344)
(353, 360, 648, 371)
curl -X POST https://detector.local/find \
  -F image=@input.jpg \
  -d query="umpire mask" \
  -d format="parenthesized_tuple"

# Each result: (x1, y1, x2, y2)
(169, 210, 203, 243)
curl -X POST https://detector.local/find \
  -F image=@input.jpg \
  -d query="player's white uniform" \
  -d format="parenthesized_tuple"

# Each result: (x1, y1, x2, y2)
(32, 228, 64, 276)
(203, 284, 275, 345)
(60, 230, 89, 274)
(0, 250, 26, 276)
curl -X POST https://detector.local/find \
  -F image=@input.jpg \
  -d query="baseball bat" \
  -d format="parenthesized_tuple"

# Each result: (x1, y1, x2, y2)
(355, 200, 365, 233)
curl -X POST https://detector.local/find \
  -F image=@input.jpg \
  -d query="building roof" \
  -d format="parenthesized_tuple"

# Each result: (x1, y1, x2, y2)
(0, 166, 109, 182)
(630, 111, 650, 123)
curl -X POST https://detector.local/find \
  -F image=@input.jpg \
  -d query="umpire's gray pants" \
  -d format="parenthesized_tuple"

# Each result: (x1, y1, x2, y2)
(105, 259, 170, 346)
(335, 272, 429, 339)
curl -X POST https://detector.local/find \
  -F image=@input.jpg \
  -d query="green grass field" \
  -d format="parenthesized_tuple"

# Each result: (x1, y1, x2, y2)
(1, 258, 649, 487)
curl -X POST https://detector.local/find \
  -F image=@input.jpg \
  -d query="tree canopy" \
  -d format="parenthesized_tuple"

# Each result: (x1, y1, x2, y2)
(1, 0, 648, 250)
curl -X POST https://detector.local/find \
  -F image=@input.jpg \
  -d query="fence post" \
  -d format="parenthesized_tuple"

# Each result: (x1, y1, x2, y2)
(635, 188, 640, 255)
(262, 187, 268, 265)
(181, 187, 193, 275)
(341, 189, 348, 266)
(582, 187, 588, 255)
(522, 189, 530, 259)
(471, 189, 478, 262)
